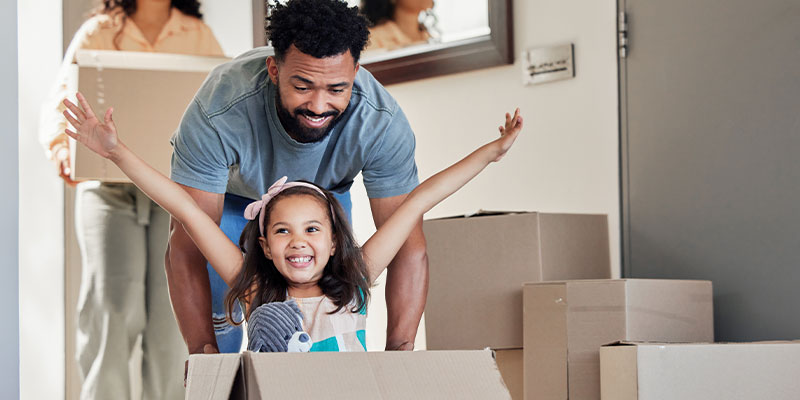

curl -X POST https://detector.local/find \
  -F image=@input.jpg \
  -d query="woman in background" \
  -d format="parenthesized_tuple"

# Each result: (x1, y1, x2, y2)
(361, 0, 437, 51)
(39, 1, 223, 399)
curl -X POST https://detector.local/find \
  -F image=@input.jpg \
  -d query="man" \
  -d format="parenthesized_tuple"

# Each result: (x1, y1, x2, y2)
(167, 0, 427, 356)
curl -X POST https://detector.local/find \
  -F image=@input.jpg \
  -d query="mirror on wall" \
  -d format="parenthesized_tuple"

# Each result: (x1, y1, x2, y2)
(254, 0, 514, 85)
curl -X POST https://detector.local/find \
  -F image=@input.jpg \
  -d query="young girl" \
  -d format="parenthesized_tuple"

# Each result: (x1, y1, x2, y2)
(63, 92, 523, 352)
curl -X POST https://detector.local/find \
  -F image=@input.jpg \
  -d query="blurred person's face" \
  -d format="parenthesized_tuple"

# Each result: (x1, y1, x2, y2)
(267, 45, 359, 143)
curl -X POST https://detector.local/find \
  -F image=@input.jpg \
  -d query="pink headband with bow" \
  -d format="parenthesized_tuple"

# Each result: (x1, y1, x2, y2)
(244, 176, 329, 236)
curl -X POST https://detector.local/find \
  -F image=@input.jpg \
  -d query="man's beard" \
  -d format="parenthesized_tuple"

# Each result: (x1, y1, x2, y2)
(275, 83, 343, 143)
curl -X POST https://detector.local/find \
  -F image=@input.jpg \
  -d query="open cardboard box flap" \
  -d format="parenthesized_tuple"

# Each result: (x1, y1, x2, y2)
(186, 350, 511, 399)
(424, 210, 527, 220)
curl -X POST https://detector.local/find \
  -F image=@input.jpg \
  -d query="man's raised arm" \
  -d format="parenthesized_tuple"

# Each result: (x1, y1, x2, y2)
(165, 184, 224, 354)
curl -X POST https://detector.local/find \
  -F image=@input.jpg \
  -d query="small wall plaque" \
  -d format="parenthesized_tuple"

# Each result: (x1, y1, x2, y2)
(522, 43, 575, 85)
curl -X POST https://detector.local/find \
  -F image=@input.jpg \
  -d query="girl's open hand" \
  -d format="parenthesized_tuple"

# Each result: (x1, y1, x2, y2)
(63, 92, 119, 159)
(492, 108, 523, 162)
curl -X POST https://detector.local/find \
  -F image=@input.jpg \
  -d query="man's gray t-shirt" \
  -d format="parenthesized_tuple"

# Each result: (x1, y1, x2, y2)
(170, 47, 419, 200)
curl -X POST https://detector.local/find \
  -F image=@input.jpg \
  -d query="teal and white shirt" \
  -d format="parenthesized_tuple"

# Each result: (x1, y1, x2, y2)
(290, 295, 367, 352)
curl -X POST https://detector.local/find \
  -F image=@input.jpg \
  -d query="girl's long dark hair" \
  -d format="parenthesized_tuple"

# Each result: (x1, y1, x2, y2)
(94, 0, 204, 49)
(224, 186, 371, 325)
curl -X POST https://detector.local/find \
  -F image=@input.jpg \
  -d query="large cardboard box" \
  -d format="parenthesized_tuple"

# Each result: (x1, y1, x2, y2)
(185, 350, 511, 399)
(524, 279, 714, 400)
(600, 341, 800, 400)
(424, 212, 611, 351)
(71, 50, 229, 181)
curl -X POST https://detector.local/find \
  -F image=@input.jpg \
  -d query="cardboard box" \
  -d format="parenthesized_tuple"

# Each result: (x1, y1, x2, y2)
(524, 279, 714, 400)
(71, 50, 229, 181)
(495, 349, 523, 400)
(185, 350, 512, 399)
(600, 341, 800, 400)
(424, 212, 611, 350)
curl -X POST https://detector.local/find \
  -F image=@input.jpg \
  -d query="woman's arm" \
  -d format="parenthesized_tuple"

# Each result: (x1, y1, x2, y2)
(38, 19, 98, 185)
(361, 109, 524, 283)
(63, 92, 244, 286)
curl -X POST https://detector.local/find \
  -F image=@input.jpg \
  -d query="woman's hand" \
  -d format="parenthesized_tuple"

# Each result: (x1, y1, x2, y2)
(491, 108, 524, 162)
(62, 92, 120, 159)
(48, 140, 81, 186)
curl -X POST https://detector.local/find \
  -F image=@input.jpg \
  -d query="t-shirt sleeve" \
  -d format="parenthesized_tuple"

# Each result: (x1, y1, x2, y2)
(170, 98, 231, 193)
(362, 107, 419, 198)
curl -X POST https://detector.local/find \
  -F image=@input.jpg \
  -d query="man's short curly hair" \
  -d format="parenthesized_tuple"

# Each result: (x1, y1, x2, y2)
(267, 0, 370, 63)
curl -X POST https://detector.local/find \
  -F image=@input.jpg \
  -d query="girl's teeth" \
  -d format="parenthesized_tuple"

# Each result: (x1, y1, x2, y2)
(289, 256, 312, 263)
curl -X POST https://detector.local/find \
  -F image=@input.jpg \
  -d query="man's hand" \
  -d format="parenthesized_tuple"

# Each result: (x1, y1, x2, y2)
(386, 341, 414, 351)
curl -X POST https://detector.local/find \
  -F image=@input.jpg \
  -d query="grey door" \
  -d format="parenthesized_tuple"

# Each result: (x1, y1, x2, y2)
(620, 0, 800, 341)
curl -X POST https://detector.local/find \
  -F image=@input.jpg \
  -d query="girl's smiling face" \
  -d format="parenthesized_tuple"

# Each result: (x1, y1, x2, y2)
(258, 194, 335, 297)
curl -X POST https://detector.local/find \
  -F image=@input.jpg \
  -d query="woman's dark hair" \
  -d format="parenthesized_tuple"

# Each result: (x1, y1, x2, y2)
(266, 0, 370, 63)
(360, 0, 394, 26)
(95, 0, 204, 49)
(224, 185, 371, 325)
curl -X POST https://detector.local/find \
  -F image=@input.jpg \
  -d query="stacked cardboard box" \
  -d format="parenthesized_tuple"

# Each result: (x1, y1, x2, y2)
(423, 212, 612, 398)
(424, 212, 612, 350)
(600, 341, 800, 400)
(422, 212, 723, 399)
(523, 279, 714, 399)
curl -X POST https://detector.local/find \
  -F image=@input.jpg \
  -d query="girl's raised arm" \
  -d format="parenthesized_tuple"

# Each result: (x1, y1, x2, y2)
(361, 109, 524, 283)
(63, 92, 244, 286)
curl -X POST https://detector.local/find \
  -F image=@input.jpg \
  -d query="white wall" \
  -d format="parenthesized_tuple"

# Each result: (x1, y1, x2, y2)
(355, 0, 621, 350)
(202, 0, 253, 57)
(18, 0, 66, 399)
(3, 0, 20, 397)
